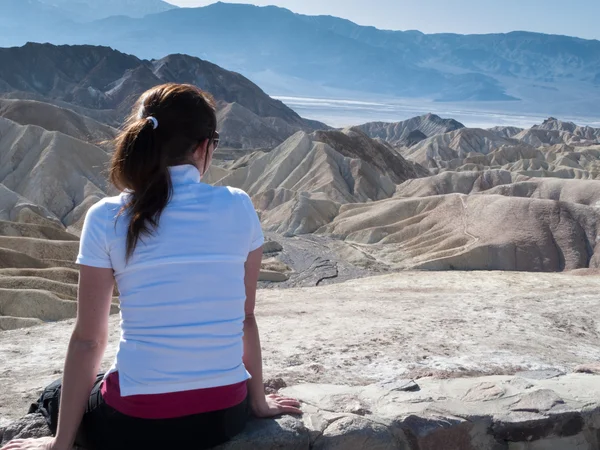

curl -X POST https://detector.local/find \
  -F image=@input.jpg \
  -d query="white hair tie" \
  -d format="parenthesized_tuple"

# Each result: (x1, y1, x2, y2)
(147, 116, 159, 130)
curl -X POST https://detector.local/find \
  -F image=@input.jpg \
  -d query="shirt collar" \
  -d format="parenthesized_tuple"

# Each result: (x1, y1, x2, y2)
(168, 164, 202, 186)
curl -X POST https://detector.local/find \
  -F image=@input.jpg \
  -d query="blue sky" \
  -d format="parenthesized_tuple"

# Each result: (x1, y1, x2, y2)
(168, 0, 600, 40)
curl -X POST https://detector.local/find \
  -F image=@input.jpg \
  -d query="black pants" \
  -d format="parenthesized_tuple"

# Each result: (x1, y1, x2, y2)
(29, 374, 249, 450)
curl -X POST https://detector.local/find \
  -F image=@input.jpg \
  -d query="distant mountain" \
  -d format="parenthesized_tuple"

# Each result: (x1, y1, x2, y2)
(1, 0, 65, 23)
(0, 0, 177, 47)
(403, 128, 524, 167)
(0, 0, 72, 47)
(487, 126, 524, 139)
(389, 118, 600, 178)
(305, 15, 600, 84)
(0, 3, 522, 102)
(38, 0, 177, 21)
(0, 43, 324, 149)
(357, 114, 465, 147)
(1, 2, 599, 115)
(534, 117, 600, 142)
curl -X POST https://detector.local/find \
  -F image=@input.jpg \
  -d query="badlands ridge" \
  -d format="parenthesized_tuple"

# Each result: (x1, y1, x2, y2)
(0, 100, 599, 329)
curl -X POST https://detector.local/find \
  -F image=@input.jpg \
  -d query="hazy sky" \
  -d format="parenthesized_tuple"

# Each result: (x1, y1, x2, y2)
(168, 0, 600, 40)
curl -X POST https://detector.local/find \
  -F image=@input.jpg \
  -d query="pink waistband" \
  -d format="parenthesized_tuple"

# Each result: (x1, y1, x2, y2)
(101, 371, 247, 419)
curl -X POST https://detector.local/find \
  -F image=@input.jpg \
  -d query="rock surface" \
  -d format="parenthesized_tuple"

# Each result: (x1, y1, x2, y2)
(0, 117, 115, 230)
(0, 99, 117, 145)
(2, 271, 599, 423)
(299, 167, 600, 273)
(214, 129, 427, 236)
(2, 373, 599, 450)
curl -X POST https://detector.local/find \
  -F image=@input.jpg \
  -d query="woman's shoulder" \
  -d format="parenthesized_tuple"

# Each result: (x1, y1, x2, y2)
(224, 186, 251, 198)
(95, 193, 128, 208)
(85, 193, 128, 220)
(209, 185, 252, 201)
(207, 186, 255, 216)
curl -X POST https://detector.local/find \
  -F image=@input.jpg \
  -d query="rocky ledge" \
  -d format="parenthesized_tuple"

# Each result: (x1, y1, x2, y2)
(2, 272, 600, 449)
(2, 372, 599, 449)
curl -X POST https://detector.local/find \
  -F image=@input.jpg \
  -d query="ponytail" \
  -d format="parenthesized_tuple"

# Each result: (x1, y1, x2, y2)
(109, 83, 217, 261)
(111, 117, 172, 260)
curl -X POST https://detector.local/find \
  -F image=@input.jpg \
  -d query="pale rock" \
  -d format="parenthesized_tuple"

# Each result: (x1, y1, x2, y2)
(509, 390, 565, 413)
(259, 270, 290, 282)
(312, 415, 401, 450)
(263, 240, 283, 254)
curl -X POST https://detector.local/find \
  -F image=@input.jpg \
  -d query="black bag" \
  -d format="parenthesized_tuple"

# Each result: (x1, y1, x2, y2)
(28, 374, 105, 435)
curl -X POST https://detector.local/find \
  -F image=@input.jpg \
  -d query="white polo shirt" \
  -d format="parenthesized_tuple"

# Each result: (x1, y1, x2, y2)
(76, 164, 264, 397)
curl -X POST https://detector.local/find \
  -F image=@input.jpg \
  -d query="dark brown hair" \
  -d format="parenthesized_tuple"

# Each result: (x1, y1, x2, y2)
(109, 83, 217, 260)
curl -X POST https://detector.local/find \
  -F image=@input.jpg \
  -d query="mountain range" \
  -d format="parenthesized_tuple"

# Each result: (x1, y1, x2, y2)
(3, 0, 176, 23)
(2, 2, 600, 117)
(0, 43, 323, 149)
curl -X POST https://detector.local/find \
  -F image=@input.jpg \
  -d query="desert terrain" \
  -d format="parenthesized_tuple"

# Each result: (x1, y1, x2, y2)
(2, 271, 600, 449)
(0, 43, 599, 449)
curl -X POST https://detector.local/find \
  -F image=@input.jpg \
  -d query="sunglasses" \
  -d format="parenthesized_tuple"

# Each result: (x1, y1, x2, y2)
(211, 131, 220, 150)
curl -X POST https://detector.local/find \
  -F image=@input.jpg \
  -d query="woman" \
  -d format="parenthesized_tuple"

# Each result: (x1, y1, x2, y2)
(1, 83, 301, 450)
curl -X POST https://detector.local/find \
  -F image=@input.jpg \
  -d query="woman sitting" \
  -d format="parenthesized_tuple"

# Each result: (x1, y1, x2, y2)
(2, 83, 301, 450)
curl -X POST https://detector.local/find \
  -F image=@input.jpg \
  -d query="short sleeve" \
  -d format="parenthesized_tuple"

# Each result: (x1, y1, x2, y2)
(241, 193, 264, 252)
(76, 200, 113, 268)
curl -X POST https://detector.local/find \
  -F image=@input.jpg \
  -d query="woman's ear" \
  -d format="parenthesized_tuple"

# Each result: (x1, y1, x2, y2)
(192, 139, 210, 166)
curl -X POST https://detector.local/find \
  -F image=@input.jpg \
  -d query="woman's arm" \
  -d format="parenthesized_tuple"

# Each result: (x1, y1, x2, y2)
(242, 247, 301, 417)
(53, 266, 115, 449)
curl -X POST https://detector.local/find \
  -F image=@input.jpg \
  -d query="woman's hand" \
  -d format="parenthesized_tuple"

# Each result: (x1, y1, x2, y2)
(251, 393, 302, 418)
(0, 437, 62, 450)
